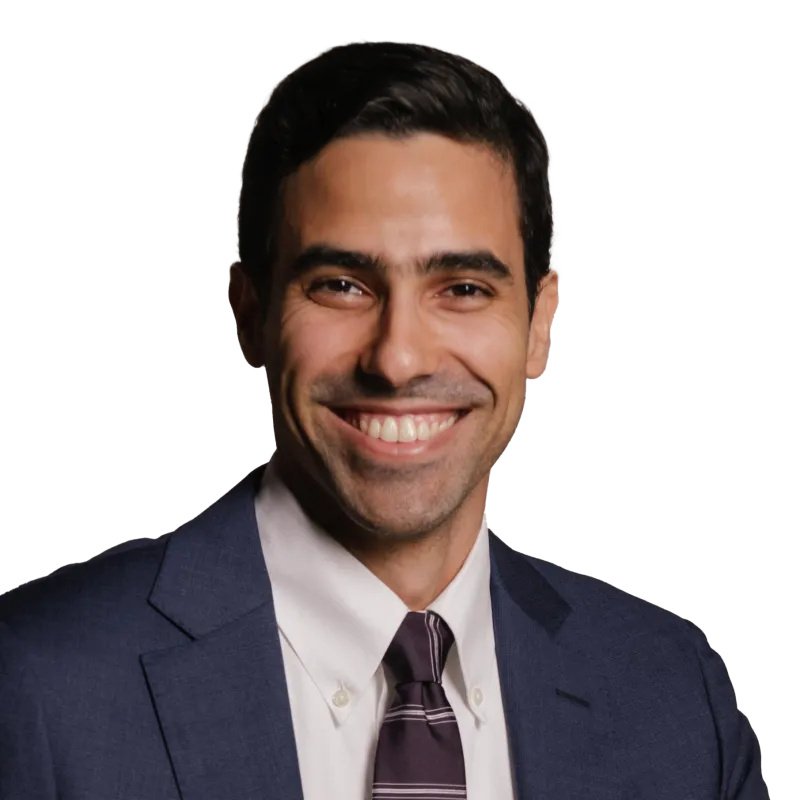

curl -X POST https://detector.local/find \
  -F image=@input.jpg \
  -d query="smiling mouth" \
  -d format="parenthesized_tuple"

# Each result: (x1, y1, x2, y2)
(330, 408, 469, 444)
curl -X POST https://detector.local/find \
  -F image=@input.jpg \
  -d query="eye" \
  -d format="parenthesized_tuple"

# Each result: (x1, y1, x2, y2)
(443, 282, 492, 298)
(308, 278, 365, 297)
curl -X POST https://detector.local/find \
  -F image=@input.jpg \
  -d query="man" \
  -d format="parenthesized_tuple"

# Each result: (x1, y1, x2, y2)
(0, 41, 768, 799)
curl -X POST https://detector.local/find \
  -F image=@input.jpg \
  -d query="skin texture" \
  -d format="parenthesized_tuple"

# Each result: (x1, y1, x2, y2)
(229, 133, 558, 609)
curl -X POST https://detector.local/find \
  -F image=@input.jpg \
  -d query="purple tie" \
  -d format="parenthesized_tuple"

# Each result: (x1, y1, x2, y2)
(372, 610, 467, 799)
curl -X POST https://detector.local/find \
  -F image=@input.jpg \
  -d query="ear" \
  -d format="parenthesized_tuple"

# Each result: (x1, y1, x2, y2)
(228, 262, 265, 368)
(526, 270, 559, 379)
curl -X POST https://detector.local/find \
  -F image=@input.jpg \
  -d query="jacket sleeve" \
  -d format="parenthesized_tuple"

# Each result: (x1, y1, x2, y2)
(684, 619, 769, 799)
(0, 621, 58, 798)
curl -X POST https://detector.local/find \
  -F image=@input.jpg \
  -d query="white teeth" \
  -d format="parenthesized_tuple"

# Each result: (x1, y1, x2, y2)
(379, 417, 399, 442)
(398, 415, 416, 442)
(353, 412, 461, 443)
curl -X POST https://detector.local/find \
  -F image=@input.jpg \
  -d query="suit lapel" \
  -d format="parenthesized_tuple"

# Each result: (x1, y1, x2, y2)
(140, 466, 304, 800)
(489, 532, 616, 800)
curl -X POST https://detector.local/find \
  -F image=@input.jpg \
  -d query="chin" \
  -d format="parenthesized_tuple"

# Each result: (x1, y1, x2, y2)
(338, 486, 459, 542)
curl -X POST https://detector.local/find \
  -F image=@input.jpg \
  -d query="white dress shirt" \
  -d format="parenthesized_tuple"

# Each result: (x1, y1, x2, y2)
(254, 456, 517, 800)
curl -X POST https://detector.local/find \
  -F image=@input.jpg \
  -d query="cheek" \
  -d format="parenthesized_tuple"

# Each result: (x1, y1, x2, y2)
(277, 302, 361, 391)
(447, 315, 529, 404)
(284, 326, 338, 371)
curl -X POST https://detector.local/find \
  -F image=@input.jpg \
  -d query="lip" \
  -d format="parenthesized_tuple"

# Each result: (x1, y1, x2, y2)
(328, 403, 466, 416)
(325, 406, 468, 461)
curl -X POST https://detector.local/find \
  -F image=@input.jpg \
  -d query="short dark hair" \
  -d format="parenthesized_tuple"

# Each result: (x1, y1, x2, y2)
(238, 42, 552, 318)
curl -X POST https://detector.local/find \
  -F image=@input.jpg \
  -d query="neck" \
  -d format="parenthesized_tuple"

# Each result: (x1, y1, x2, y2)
(347, 488, 487, 610)
(273, 452, 488, 610)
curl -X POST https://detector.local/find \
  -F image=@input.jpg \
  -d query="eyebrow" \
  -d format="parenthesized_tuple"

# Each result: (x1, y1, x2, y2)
(288, 244, 514, 282)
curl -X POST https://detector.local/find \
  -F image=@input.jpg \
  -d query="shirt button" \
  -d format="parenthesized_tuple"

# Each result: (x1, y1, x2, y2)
(471, 687, 484, 706)
(332, 688, 350, 708)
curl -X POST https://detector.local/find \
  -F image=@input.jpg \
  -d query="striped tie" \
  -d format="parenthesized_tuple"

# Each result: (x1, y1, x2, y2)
(372, 609, 467, 799)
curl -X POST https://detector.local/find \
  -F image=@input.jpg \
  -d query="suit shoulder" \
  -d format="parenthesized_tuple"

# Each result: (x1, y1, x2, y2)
(523, 552, 699, 648)
(0, 533, 170, 635)
(515, 553, 728, 719)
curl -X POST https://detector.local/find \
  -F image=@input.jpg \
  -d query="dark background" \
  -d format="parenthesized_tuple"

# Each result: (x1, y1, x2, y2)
(0, 31, 778, 768)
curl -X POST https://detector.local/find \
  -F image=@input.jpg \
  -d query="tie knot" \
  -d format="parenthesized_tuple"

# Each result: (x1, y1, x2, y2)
(383, 610, 455, 684)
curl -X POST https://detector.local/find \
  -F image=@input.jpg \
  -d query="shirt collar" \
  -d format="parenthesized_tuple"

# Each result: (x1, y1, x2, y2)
(254, 455, 493, 725)
(426, 509, 493, 724)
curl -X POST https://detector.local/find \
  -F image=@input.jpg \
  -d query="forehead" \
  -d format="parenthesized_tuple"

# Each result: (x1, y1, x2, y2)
(279, 133, 523, 270)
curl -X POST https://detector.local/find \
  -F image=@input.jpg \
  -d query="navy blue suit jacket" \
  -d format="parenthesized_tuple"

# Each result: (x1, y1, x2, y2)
(0, 465, 768, 798)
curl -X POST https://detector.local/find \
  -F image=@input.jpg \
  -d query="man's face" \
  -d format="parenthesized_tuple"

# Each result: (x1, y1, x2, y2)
(232, 132, 557, 542)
